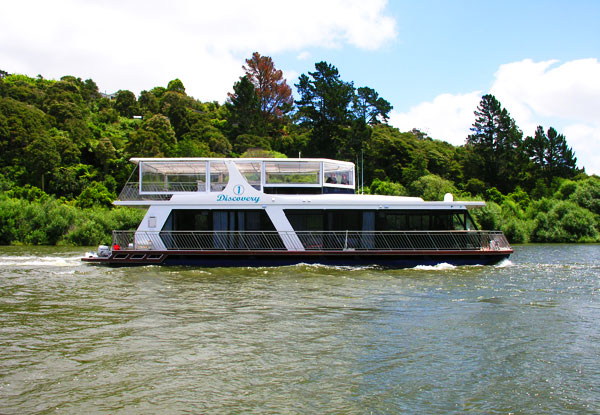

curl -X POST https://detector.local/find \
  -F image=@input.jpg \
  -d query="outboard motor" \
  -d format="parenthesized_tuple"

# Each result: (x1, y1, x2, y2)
(97, 245, 111, 258)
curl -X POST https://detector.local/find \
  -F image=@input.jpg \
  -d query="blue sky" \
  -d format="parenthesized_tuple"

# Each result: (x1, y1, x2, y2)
(2, 0, 599, 173)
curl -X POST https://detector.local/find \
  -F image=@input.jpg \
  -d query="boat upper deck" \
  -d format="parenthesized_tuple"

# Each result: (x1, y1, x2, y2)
(117, 157, 357, 202)
(113, 157, 487, 211)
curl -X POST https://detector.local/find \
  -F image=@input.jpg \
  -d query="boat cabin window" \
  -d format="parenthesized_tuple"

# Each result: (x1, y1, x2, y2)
(284, 209, 478, 231)
(376, 210, 478, 231)
(160, 209, 283, 250)
(162, 209, 276, 232)
(323, 162, 354, 187)
(234, 161, 262, 190)
(286, 210, 370, 231)
(139, 161, 207, 193)
(210, 161, 229, 192)
(129, 159, 357, 197)
(264, 161, 321, 186)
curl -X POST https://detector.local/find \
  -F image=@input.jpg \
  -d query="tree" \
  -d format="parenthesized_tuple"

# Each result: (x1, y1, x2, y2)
(139, 90, 159, 114)
(363, 124, 416, 183)
(353, 86, 392, 125)
(114, 90, 138, 118)
(75, 181, 114, 208)
(24, 134, 61, 191)
(295, 61, 355, 157)
(226, 76, 262, 136)
(95, 137, 116, 171)
(81, 78, 101, 103)
(181, 122, 232, 156)
(167, 78, 186, 95)
(160, 90, 195, 139)
(409, 174, 457, 201)
(545, 127, 578, 178)
(523, 126, 578, 183)
(0, 97, 50, 170)
(242, 52, 293, 122)
(465, 94, 523, 193)
(402, 150, 428, 184)
(42, 80, 87, 126)
(125, 114, 176, 157)
(369, 178, 407, 196)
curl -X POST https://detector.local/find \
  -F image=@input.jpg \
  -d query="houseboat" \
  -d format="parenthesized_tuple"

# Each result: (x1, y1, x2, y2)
(82, 157, 512, 267)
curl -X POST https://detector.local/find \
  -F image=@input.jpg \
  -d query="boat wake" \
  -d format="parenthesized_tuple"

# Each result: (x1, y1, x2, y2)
(293, 262, 379, 271)
(412, 262, 457, 271)
(495, 258, 514, 268)
(0, 255, 81, 267)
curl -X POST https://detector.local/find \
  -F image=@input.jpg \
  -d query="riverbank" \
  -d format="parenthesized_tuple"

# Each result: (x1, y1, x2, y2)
(0, 195, 144, 246)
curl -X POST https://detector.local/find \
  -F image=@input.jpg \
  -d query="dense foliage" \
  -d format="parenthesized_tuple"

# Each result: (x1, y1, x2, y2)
(0, 54, 598, 245)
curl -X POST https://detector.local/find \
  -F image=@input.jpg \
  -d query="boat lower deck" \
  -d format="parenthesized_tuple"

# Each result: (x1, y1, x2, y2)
(82, 249, 512, 268)
(83, 230, 512, 267)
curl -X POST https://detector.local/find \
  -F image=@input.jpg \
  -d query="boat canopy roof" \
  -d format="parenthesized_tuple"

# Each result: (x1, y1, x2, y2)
(129, 157, 354, 174)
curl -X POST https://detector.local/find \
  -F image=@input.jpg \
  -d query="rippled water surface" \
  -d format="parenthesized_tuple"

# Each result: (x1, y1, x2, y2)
(1, 245, 599, 414)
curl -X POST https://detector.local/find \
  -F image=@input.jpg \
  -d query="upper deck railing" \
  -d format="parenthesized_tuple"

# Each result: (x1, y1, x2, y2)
(111, 230, 511, 253)
(117, 182, 173, 202)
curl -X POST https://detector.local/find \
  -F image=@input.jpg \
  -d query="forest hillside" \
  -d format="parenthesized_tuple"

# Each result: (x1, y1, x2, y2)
(1, 53, 598, 246)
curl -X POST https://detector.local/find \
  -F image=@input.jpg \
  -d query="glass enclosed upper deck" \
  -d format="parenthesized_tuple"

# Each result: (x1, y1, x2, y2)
(118, 158, 356, 201)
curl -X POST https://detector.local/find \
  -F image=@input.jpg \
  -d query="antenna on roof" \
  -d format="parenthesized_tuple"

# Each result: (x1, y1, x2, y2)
(361, 149, 364, 195)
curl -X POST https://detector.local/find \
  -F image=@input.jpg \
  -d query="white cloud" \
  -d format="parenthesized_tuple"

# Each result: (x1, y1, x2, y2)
(388, 91, 482, 146)
(562, 124, 600, 176)
(389, 58, 600, 175)
(0, 0, 396, 101)
(491, 58, 600, 175)
(297, 51, 311, 61)
(491, 59, 600, 124)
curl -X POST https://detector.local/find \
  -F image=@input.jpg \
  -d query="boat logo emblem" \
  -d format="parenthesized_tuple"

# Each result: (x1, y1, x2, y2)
(233, 184, 245, 195)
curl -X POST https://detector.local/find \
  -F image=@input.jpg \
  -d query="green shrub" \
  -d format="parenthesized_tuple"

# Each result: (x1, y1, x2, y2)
(570, 178, 600, 214)
(485, 187, 505, 205)
(369, 178, 407, 196)
(75, 181, 114, 209)
(64, 221, 109, 246)
(410, 174, 456, 201)
(471, 202, 502, 230)
(531, 200, 599, 242)
(555, 179, 577, 200)
(501, 217, 531, 244)
(464, 178, 486, 197)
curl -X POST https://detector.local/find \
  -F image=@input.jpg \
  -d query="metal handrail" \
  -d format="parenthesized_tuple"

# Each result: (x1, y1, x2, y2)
(112, 230, 511, 253)
(116, 183, 172, 202)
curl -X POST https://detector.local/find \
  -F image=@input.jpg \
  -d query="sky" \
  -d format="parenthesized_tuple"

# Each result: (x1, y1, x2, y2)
(2, 0, 599, 174)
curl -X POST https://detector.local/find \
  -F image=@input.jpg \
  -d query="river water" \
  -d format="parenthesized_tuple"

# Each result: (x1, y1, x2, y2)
(0, 244, 598, 414)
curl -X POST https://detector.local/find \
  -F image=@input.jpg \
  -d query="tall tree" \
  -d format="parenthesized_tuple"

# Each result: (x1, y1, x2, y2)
(242, 52, 293, 123)
(353, 86, 392, 125)
(465, 94, 523, 192)
(545, 127, 578, 178)
(295, 61, 355, 157)
(524, 126, 578, 182)
(227, 75, 262, 137)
